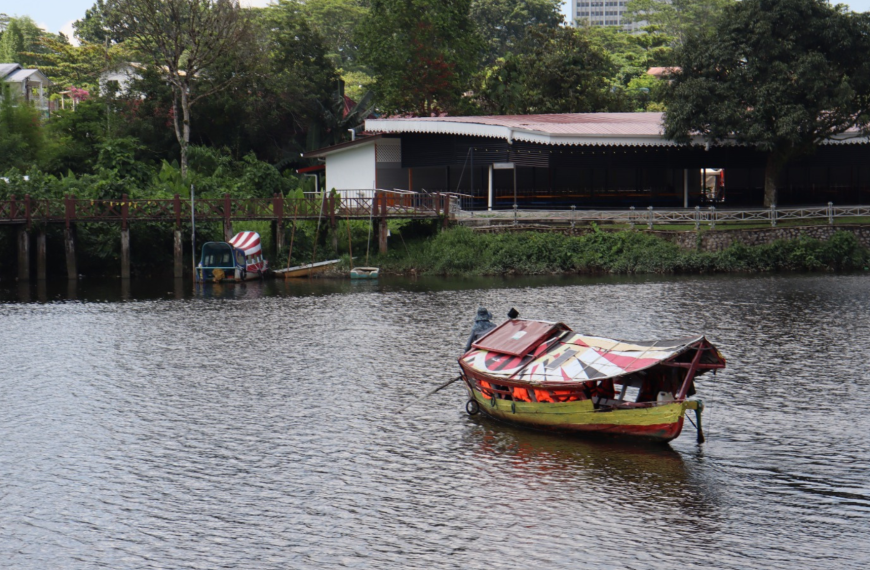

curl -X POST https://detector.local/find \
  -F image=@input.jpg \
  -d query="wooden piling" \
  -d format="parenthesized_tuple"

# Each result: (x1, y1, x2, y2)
(378, 191, 388, 254)
(64, 228, 77, 280)
(17, 226, 30, 281)
(223, 193, 233, 241)
(121, 194, 131, 279)
(174, 230, 183, 278)
(36, 230, 46, 280)
(121, 229, 131, 279)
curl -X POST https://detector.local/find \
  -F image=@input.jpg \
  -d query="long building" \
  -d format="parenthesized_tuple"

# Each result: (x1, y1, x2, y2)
(302, 112, 870, 210)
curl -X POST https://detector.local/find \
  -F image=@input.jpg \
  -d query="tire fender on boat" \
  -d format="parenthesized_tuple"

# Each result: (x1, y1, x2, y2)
(465, 400, 480, 415)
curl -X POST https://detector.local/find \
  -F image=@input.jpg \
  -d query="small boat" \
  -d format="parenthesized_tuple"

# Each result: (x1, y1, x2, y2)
(196, 231, 268, 282)
(274, 259, 341, 278)
(458, 313, 725, 443)
(350, 266, 379, 279)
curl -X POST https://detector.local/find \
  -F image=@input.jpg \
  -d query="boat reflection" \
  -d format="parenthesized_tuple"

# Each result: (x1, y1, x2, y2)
(463, 419, 722, 532)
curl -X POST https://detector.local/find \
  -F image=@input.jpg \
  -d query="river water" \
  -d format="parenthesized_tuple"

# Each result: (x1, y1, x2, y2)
(1, 273, 868, 569)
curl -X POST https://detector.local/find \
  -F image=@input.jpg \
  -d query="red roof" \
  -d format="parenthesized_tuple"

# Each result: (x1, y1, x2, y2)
(473, 319, 567, 357)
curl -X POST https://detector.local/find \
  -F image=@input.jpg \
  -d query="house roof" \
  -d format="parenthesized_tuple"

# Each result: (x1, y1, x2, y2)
(302, 134, 385, 158)
(3, 68, 52, 86)
(366, 113, 676, 146)
(366, 112, 870, 147)
(0, 63, 22, 79)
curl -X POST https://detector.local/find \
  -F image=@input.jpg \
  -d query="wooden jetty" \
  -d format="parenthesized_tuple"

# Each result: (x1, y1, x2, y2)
(0, 192, 453, 281)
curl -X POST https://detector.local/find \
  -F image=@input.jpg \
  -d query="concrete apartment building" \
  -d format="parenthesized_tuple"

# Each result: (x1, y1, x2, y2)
(570, 0, 642, 31)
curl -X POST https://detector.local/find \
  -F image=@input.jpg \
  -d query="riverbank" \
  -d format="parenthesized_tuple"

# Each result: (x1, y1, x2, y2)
(351, 226, 870, 276)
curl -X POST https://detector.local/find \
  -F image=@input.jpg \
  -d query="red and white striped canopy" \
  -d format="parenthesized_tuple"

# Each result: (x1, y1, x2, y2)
(229, 232, 262, 256)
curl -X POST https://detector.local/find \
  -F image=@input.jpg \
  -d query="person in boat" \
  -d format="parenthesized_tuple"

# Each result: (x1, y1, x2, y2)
(465, 307, 496, 352)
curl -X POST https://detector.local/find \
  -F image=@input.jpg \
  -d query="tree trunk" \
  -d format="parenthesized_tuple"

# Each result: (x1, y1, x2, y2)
(180, 85, 191, 180)
(170, 84, 191, 180)
(764, 152, 784, 207)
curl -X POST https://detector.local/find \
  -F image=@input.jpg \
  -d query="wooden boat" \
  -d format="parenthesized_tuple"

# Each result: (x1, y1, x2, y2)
(458, 316, 725, 443)
(196, 231, 268, 282)
(274, 259, 341, 278)
(350, 266, 379, 279)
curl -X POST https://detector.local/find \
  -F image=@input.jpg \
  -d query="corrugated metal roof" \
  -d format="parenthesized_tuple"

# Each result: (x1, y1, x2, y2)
(366, 113, 870, 147)
(366, 113, 673, 146)
(3, 68, 51, 85)
(0, 63, 22, 79)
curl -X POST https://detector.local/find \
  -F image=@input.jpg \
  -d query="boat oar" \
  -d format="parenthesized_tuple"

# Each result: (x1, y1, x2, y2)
(425, 375, 463, 397)
(397, 375, 463, 414)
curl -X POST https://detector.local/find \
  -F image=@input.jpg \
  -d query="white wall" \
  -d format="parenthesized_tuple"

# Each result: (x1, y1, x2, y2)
(325, 143, 376, 191)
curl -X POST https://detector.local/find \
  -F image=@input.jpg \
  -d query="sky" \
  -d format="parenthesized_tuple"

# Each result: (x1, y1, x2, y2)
(1, 0, 869, 41)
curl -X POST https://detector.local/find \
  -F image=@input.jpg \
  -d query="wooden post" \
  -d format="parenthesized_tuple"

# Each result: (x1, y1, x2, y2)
(329, 192, 338, 252)
(174, 230, 183, 278)
(121, 194, 131, 279)
(488, 165, 494, 211)
(443, 193, 450, 230)
(36, 230, 47, 280)
(223, 193, 233, 241)
(272, 193, 285, 258)
(173, 194, 183, 279)
(378, 191, 388, 254)
(64, 194, 77, 280)
(17, 225, 30, 281)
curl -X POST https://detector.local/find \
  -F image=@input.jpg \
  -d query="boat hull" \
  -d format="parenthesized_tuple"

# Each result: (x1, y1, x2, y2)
(275, 259, 341, 278)
(465, 385, 690, 443)
(350, 267, 379, 279)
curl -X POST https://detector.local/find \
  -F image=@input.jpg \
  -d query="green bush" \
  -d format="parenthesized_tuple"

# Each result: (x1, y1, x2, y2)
(370, 227, 870, 276)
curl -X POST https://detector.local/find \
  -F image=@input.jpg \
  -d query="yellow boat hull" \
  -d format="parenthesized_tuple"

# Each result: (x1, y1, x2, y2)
(467, 386, 698, 442)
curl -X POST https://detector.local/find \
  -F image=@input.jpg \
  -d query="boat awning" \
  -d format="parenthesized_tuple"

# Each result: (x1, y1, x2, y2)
(463, 324, 707, 384)
(229, 231, 262, 257)
(472, 319, 565, 357)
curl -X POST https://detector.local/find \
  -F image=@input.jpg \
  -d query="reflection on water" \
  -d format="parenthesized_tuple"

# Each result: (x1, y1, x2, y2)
(1, 272, 869, 569)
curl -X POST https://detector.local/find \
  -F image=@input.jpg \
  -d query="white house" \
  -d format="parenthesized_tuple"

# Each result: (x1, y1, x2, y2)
(0, 63, 52, 112)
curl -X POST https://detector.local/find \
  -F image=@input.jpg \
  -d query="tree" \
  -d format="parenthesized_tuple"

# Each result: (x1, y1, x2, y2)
(22, 36, 125, 91)
(471, 0, 563, 65)
(624, 0, 735, 45)
(665, 0, 870, 206)
(74, 0, 125, 44)
(0, 16, 49, 66)
(298, 0, 369, 70)
(108, 0, 252, 178)
(358, 0, 481, 116)
(478, 25, 617, 115)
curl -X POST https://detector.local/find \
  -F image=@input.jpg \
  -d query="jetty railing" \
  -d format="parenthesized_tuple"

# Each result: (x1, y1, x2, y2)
(460, 203, 870, 229)
(0, 191, 455, 227)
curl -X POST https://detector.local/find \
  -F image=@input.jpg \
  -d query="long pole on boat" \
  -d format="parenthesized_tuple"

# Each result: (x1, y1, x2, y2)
(190, 184, 195, 292)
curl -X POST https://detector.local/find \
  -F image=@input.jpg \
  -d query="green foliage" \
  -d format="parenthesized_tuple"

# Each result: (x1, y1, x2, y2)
(583, 24, 673, 108)
(297, 0, 369, 70)
(25, 35, 127, 91)
(73, 1, 124, 44)
(359, 0, 482, 116)
(371, 227, 870, 276)
(665, 0, 870, 205)
(0, 16, 49, 65)
(471, 0, 563, 65)
(0, 85, 44, 171)
(624, 0, 735, 45)
(478, 25, 618, 114)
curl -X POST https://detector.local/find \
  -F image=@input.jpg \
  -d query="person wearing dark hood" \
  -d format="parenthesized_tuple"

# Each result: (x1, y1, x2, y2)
(465, 307, 496, 352)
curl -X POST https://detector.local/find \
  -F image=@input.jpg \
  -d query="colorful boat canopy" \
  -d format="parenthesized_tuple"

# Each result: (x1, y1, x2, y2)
(229, 232, 262, 257)
(462, 321, 705, 384)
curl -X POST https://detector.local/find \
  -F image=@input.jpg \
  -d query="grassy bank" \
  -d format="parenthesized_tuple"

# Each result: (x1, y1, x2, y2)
(364, 226, 870, 276)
